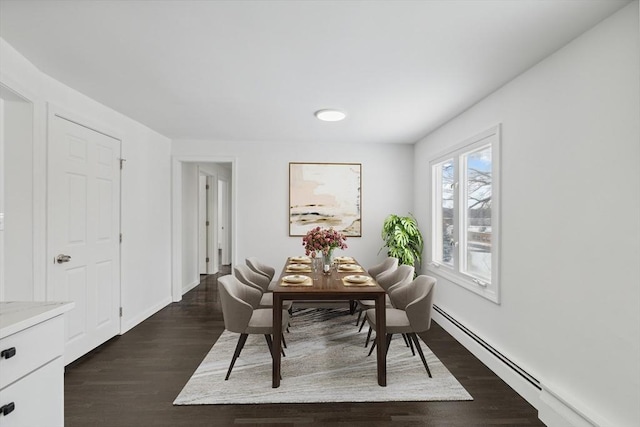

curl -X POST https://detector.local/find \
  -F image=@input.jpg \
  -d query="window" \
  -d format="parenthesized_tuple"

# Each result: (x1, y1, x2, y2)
(429, 125, 500, 303)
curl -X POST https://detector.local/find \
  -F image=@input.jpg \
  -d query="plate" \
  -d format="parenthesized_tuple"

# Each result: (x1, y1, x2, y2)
(290, 256, 311, 263)
(282, 275, 308, 284)
(344, 275, 370, 284)
(339, 264, 361, 271)
(335, 256, 355, 263)
(288, 264, 308, 270)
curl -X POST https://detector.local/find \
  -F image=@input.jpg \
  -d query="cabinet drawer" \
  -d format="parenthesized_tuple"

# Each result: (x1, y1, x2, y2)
(0, 316, 63, 389)
(0, 357, 64, 427)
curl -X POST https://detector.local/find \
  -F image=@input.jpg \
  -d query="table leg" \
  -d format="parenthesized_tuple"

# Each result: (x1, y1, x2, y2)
(273, 294, 282, 388)
(374, 294, 387, 386)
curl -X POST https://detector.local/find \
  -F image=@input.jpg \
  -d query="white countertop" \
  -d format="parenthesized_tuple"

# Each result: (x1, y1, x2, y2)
(0, 301, 75, 339)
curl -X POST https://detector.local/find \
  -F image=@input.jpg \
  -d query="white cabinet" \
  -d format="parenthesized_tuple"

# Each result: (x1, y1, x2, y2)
(0, 302, 73, 427)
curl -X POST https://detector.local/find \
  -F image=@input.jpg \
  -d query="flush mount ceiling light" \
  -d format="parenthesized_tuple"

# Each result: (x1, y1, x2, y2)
(315, 109, 346, 122)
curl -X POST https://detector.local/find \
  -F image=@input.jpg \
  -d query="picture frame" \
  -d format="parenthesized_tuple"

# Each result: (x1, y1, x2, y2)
(289, 162, 362, 237)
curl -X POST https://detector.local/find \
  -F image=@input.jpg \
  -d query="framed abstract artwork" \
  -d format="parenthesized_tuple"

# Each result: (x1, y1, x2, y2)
(289, 162, 362, 236)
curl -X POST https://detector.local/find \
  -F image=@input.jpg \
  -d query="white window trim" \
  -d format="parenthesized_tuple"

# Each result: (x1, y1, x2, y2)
(427, 124, 501, 304)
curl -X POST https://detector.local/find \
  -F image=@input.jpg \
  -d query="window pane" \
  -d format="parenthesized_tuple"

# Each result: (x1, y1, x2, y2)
(433, 160, 454, 266)
(464, 146, 491, 281)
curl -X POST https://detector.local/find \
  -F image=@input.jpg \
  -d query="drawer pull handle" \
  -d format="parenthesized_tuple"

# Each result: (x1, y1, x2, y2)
(0, 402, 15, 416)
(0, 347, 16, 359)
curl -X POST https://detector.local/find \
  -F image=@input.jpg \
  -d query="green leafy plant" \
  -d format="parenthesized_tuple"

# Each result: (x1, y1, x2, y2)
(379, 214, 424, 270)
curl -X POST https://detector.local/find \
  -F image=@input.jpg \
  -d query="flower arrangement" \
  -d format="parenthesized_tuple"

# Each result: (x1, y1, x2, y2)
(302, 226, 348, 257)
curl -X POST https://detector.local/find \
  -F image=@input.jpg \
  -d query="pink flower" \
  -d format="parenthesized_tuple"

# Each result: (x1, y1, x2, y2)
(301, 227, 348, 256)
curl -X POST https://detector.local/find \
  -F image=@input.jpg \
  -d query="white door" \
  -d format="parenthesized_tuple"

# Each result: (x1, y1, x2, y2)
(198, 175, 207, 274)
(207, 175, 218, 274)
(218, 179, 230, 266)
(48, 114, 121, 364)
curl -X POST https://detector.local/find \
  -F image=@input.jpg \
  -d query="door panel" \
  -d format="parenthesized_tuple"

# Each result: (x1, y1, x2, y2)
(48, 114, 120, 364)
(96, 260, 112, 326)
(67, 174, 87, 243)
(65, 266, 87, 342)
(97, 179, 112, 240)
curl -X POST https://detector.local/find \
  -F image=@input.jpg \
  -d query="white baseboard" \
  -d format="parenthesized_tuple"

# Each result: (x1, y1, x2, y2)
(182, 279, 200, 295)
(538, 383, 612, 427)
(433, 307, 617, 427)
(432, 308, 542, 408)
(120, 296, 172, 334)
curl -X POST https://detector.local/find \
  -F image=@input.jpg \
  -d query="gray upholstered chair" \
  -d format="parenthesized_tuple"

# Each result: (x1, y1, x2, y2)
(246, 257, 278, 290)
(377, 264, 415, 294)
(218, 275, 290, 380)
(235, 264, 270, 292)
(368, 257, 398, 279)
(350, 257, 398, 316)
(234, 264, 292, 311)
(365, 275, 436, 377)
(356, 264, 414, 330)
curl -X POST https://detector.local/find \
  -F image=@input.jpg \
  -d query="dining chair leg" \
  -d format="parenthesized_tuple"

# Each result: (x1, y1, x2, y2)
(358, 315, 367, 332)
(368, 333, 393, 357)
(264, 334, 273, 355)
(349, 300, 356, 315)
(355, 308, 363, 326)
(364, 327, 373, 348)
(385, 334, 393, 358)
(409, 333, 432, 378)
(225, 333, 248, 380)
(282, 333, 287, 349)
(402, 333, 415, 356)
(408, 334, 415, 356)
(265, 334, 286, 358)
(367, 339, 376, 356)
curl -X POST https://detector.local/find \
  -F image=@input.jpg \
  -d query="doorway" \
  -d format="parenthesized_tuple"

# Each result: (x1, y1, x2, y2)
(172, 157, 234, 302)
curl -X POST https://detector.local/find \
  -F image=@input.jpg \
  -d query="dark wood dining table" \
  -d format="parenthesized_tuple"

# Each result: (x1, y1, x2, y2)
(272, 256, 387, 388)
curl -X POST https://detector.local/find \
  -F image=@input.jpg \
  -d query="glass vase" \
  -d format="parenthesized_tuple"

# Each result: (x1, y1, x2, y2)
(322, 250, 333, 274)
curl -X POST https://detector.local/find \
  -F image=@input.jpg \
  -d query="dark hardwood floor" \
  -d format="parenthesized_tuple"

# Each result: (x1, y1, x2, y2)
(65, 268, 545, 426)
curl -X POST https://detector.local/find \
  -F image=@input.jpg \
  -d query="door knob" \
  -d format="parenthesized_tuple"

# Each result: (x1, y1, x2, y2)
(56, 254, 72, 264)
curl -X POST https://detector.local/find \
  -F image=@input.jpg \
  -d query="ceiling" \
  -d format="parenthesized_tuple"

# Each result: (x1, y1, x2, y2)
(0, 0, 631, 145)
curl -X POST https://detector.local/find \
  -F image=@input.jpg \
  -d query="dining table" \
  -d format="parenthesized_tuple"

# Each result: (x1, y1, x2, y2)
(271, 256, 387, 388)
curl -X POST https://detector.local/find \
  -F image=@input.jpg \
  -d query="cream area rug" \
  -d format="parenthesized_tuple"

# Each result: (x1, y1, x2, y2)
(174, 308, 472, 405)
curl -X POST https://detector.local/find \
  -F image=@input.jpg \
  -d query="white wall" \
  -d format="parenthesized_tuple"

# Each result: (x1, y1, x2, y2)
(0, 99, 3, 298)
(414, 3, 639, 426)
(172, 140, 415, 286)
(1, 92, 33, 300)
(181, 163, 200, 292)
(118, 122, 172, 333)
(0, 37, 173, 334)
(198, 162, 232, 182)
(0, 98, 4, 299)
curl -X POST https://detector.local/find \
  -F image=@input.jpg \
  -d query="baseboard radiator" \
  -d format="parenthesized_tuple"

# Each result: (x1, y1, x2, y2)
(433, 305, 611, 427)
(433, 305, 541, 390)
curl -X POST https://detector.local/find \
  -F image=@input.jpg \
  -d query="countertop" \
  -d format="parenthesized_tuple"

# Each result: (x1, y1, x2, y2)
(0, 301, 75, 339)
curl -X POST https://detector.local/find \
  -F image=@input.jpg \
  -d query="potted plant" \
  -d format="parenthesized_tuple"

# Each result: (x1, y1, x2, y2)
(379, 214, 424, 272)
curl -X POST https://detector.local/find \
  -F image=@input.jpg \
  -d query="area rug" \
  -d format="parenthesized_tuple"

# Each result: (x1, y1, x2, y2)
(174, 308, 472, 405)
